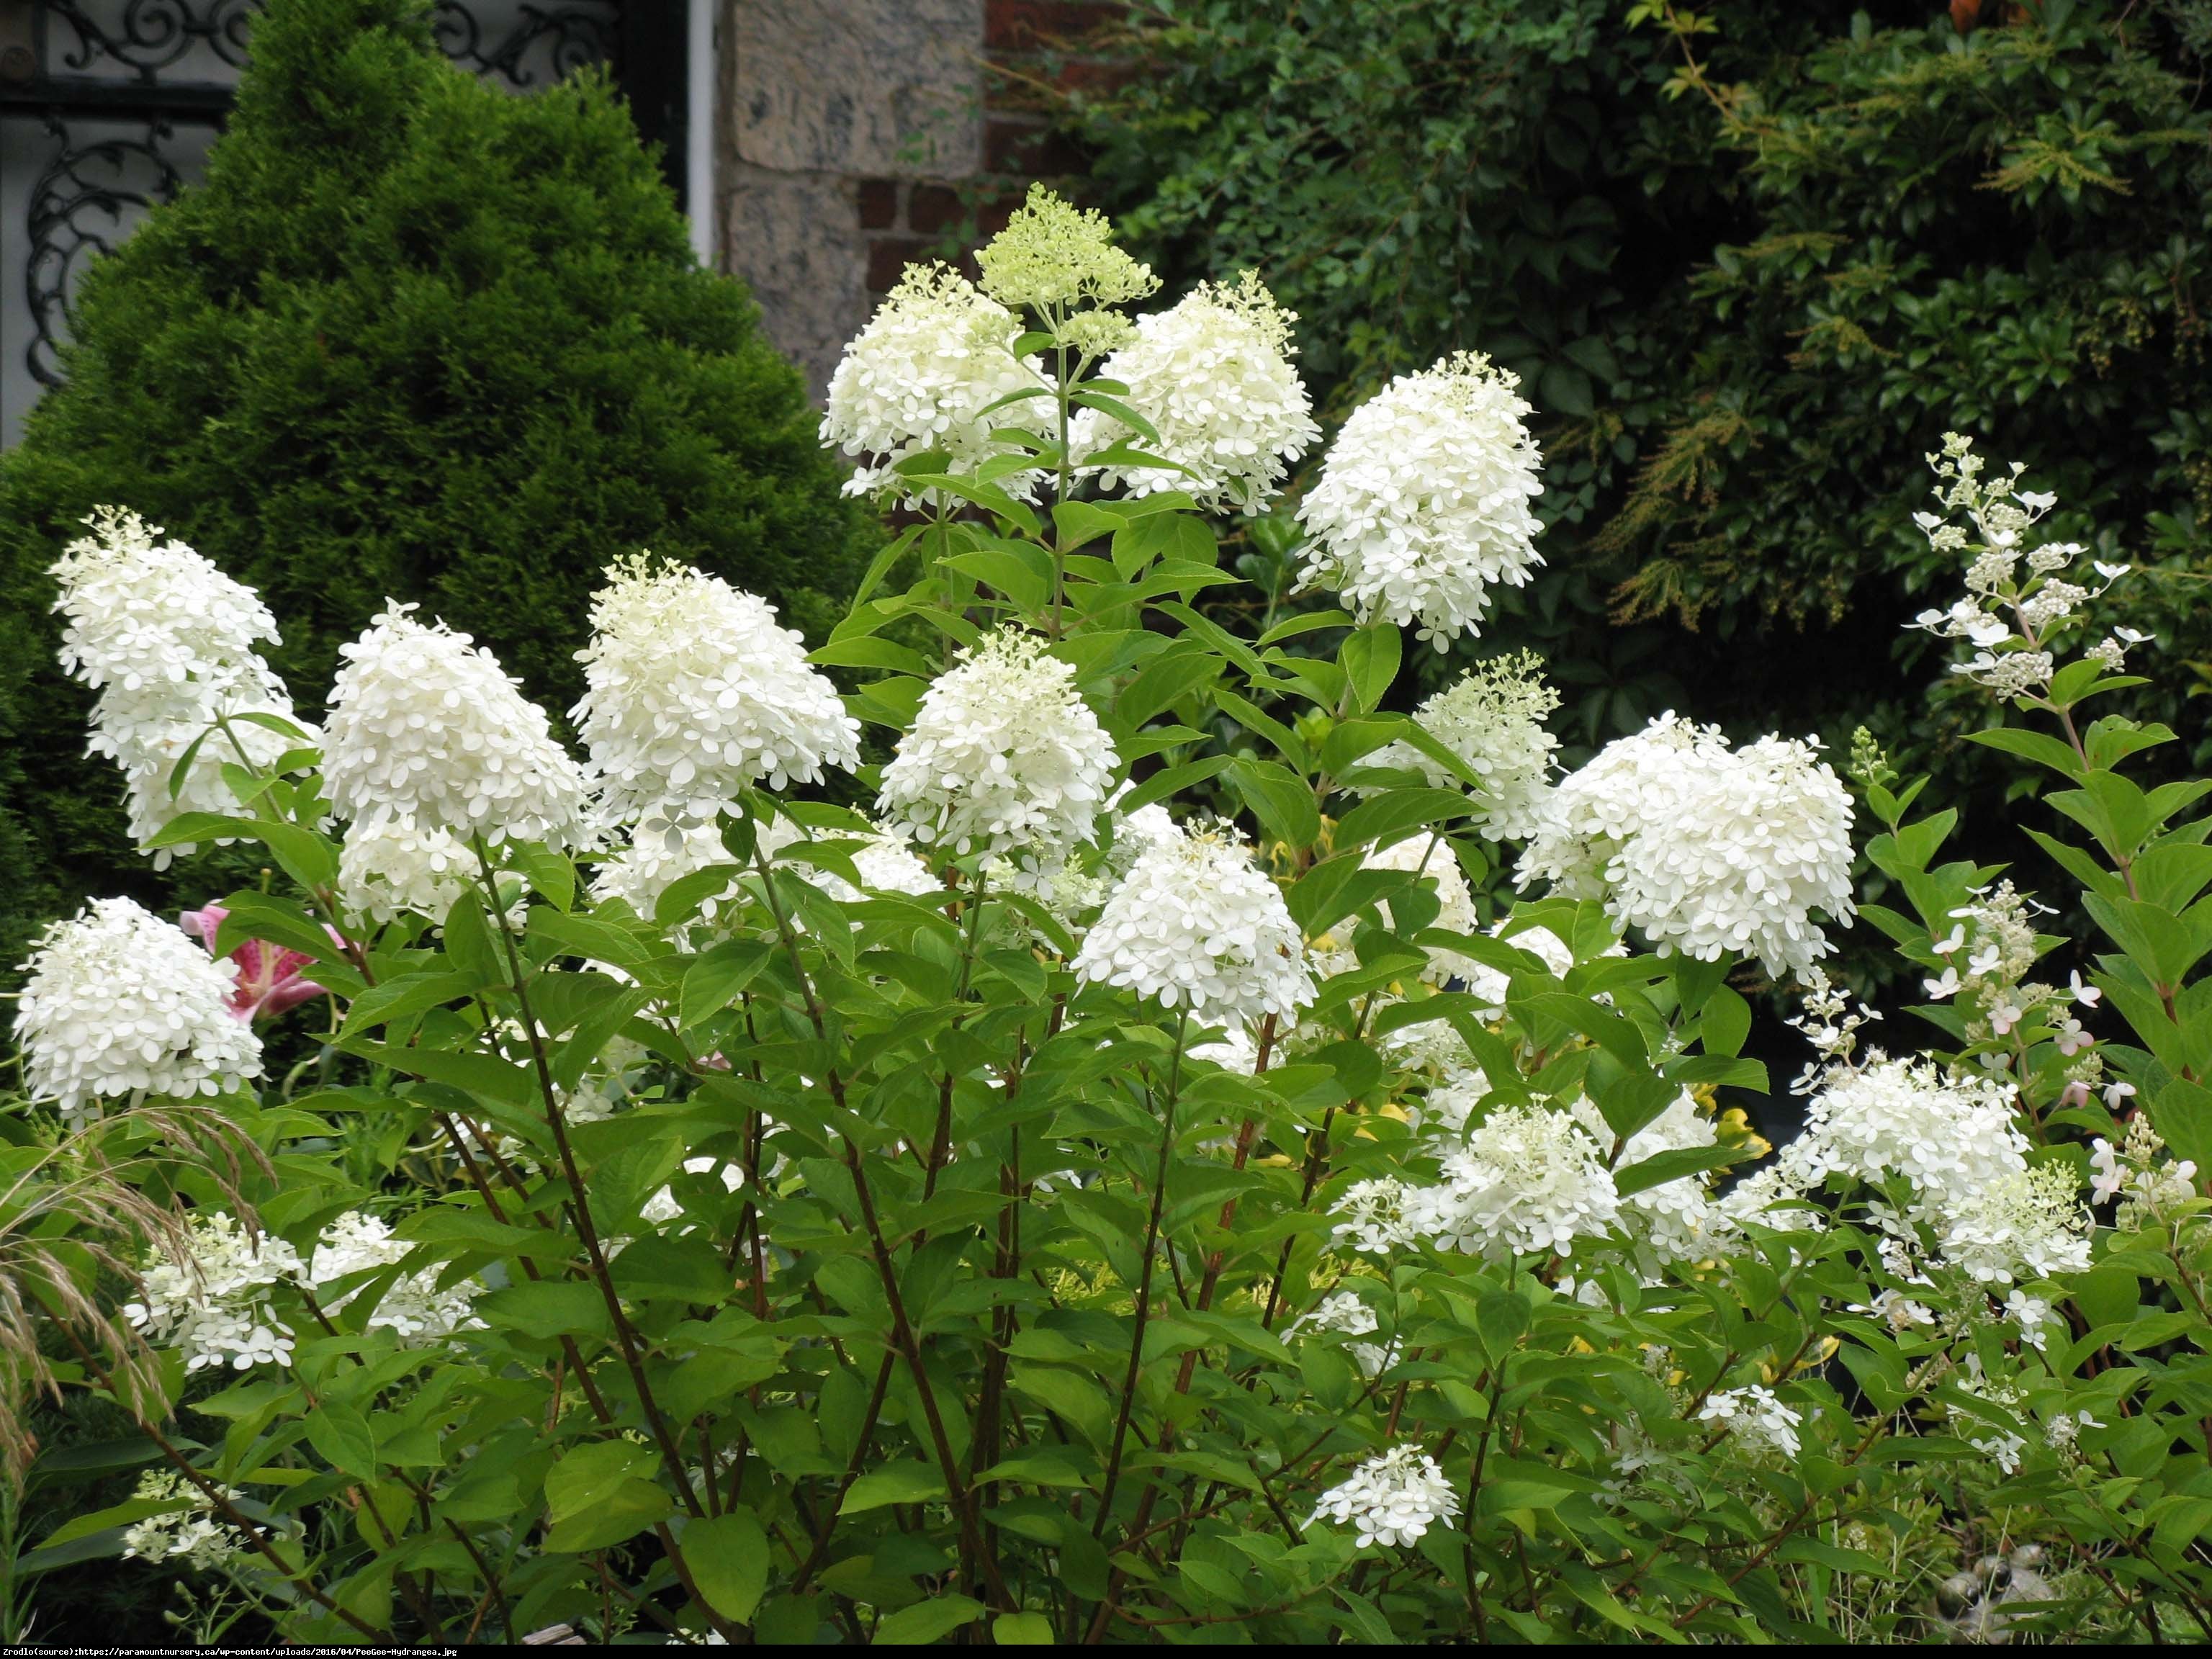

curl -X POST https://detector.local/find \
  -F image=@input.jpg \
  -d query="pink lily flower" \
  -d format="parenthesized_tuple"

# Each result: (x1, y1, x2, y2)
(179, 904, 333, 1022)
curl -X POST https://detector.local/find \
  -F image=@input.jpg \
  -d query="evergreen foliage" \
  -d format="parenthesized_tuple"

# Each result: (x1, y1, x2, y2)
(0, 0, 859, 968)
(1074, 0, 2211, 760)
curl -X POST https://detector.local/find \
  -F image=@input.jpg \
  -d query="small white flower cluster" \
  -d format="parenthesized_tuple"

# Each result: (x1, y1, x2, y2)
(120, 1471, 248, 1570)
(1696, 1385, 1803, 1460)
(48, 507, 318, 859)
(572, 555, 859, 822)
(324, 603, 593, 850)
(1295, 352, 1545, 648)
(878, 628, 1118, 867)
(1769, 1054, 2092, 1285)
(2090, 1118, 2201, 1231)
(1517, 713, 1856, 978)
(308, 1212, 482, 1343)
(1575, 1089, 1732, 1264)
(1328, 1177, 1419, 1254)
(820, 263, 1047, 500)
(1073, 821, 1314, 1029)
(1362, 835, 1482, 985)
(1073, 271, 1318, 511)
(975, 182, 1159, 320)
(1289, 1290, 1397, 1377)
(1786, 968, 1881, 1088)
(1935, 1164, 2092, 1285)
(1908, 433, 2141, 693)
(125, 1212, 302, 1372)
(1405, 1102, 1621, 1261)
(1920, 883, 2096, 1061)
(337, 817, 477, 925)
(594, 816, 743, 922)
(1308, 1443, 1462, 1548)
(1947, 1366, 2028, 1474)
(1462, 920, 1620, 1020)
(15, 896, 263, 1125)
(1364, 651, 1560, 840)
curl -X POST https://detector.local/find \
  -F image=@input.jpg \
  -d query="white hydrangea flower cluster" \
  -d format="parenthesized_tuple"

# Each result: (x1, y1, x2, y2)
(1308, 1444, 1462, 1549)
(572, 556, 860, 821)
(1516, 713, 1856, 978)
(820, 264, 1047, 500)
(1072, 271, 1318, 511)
(15, 896, 263, 1125)
(48, 507, 319, 859)
(1289, 1290, 1396, 1377)
(1362, 835, 1482, 986)
(1781, 1057, 2028, 1209)
(120, 1471, 248, 1570)
(1295, 352, 1545, 648)
(1947, 1366, 2028, 1474)
(1920, 882, 2093, 1059)
(308, 1212, 482, 1343)
(1907, 433, 2139, 693)
(124, 1212, 302, 1372)
(595, 816, 743, 922)
(336, 817, 476, 925)
(1573, 1089, 1732, 1264)
(324, 603, 593, 850)
(1697, 1385, 1804, 1460)
(1935, 1164, 2092, 1285)
(1405, 1102, 1620, 1261)
(1329, 1177, 1420, 1254)
(1073, 821, 1314, 1029)
(2090, 1118, 2202, 1231)
(1462, 920, 1624, 1020)
(878, 628, 1118, 866)
(975, 182, 1159, 320)
(1364, 651, 1560, 840)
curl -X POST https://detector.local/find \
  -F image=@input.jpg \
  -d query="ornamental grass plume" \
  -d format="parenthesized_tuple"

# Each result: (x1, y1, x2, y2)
(877, 627, 1118, 866)
(1072, 271, 1319, 511)
(1308, 1444, 1462, 1549)
(1295, 352, 1544, 648)
(323, 602, 593, 850)
(48, 505, 319, 860)
(16, 896, 263, 1124)
(572, 554, 860, 822)
(1516, 713, 1855, 978)
(1365, 650, 1560, 839)
(1071, 820, 1314, 1029)
(820, 263, 1048, 501)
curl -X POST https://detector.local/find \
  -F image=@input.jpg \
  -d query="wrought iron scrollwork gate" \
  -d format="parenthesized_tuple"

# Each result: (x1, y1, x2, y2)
(0, 0, 690, 440)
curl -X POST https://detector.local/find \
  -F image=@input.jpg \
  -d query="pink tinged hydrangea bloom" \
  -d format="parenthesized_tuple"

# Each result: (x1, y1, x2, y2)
(179, 904, 330, 1022)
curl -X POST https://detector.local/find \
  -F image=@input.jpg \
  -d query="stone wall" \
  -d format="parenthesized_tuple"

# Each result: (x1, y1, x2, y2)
(716, 0, 1121, 400)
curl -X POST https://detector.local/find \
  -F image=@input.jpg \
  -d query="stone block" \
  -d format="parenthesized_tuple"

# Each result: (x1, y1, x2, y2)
(734, 0, 984, 179)
(721, 164, 868, 401)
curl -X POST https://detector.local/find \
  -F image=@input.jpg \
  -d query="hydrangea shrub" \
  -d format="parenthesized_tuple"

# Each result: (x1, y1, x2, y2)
(8, 189, 2212, 1645)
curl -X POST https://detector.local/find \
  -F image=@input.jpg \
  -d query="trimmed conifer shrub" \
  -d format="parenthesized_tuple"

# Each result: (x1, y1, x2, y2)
(0, 0, 860, 966)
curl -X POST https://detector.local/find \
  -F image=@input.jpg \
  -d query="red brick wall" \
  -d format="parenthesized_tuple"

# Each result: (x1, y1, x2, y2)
(855, 0, 1127, 302)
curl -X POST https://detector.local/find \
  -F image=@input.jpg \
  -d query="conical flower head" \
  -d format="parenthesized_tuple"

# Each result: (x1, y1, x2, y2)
(323, 603, 593, 849)
(975, 183, 1158, 315)
(16, 896, 264, 1123)
(877, 628, 1118, 864)
(1295, 352, 1544, 647)
(572, 554, 860, 822)
(1074, 271, 1319, 511)
(1072, 822, 1314, 1028)
(821, 263, 1048, 500)
(50, 506, 320, 858)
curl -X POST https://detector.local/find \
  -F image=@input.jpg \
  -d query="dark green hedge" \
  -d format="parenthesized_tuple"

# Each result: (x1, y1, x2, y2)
(0, 0, 861, 966)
